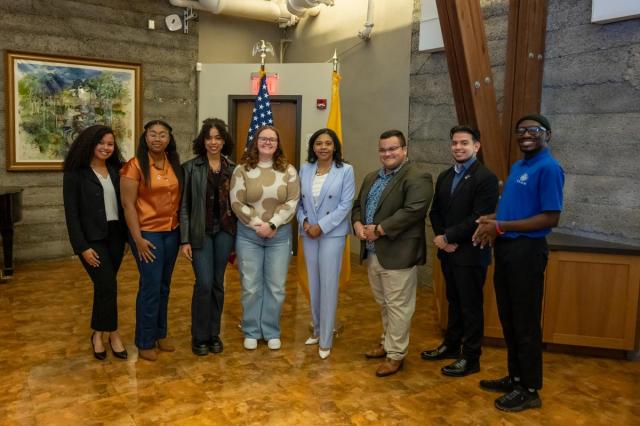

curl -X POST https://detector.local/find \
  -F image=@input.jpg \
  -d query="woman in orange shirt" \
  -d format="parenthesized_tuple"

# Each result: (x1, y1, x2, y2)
(121, 120, 182, 362)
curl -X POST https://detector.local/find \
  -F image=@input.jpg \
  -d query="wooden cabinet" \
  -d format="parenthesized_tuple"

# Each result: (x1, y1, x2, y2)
(432, 233, 640, 352)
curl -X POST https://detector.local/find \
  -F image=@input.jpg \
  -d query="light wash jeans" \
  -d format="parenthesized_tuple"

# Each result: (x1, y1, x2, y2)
(236, 222, 292, 340)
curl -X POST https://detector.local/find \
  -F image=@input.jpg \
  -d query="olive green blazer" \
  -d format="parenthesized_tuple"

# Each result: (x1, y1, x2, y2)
(351, 160, 434, 269)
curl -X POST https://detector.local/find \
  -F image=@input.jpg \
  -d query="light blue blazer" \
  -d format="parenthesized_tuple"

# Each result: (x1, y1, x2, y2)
(296, 162, 355, 238)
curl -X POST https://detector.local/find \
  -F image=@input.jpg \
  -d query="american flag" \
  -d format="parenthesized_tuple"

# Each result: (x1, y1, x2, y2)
(246, 74, 274, 149)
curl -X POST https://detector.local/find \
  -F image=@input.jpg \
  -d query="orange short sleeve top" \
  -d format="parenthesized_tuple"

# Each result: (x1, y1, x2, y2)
(120, 155, 180, 231)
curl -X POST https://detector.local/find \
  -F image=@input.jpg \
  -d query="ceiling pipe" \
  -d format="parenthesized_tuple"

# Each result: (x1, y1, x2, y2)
(168, 0, 298, 26)
(358, 0, 374, 40)
(286, 0, 333, 17)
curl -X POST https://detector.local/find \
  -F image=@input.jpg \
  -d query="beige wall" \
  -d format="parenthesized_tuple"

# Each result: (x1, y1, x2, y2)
(198, 63, 332, 159)
(198, 12, 282, 63)
(284, 0, 414, 187)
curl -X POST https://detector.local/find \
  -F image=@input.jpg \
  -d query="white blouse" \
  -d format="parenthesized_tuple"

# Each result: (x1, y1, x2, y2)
(93, 170, 119, 221)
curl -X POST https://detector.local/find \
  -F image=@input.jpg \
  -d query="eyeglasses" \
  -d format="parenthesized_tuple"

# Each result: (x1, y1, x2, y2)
(378, 145, 403, 154)
(257, 136, 278, 143)
(515, 126, 547, 137)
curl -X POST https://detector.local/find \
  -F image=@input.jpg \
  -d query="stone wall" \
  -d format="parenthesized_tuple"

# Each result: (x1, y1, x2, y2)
(0, 0, 198, 261)
(410, 0, 640, 245)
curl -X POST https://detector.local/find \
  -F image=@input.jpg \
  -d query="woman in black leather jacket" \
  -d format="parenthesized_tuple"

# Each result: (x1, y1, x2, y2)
(180, 118, 237, 356)
(63, 125, 128, 360)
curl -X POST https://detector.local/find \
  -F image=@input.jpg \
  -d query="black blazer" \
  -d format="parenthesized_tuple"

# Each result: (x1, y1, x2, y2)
(63, 165, 126, 254)
(429, 160, 499, 266)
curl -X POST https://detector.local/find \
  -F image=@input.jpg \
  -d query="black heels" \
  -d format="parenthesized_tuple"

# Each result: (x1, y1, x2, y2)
(109, 336, 128, 359)
(91, 332, 107, 360)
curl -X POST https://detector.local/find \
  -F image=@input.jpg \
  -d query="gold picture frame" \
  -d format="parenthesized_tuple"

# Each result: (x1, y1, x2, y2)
(5, 51, 142, 171)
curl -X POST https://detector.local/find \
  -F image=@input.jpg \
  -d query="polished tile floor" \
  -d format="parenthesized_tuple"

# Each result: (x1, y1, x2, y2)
(1, 253, 639, 425)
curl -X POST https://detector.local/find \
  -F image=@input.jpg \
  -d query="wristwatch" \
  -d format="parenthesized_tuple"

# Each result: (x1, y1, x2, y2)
(268, 222, 276, 230)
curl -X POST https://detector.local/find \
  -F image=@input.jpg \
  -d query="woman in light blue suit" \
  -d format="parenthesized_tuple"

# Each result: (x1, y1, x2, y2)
(297, 128, 355, 359)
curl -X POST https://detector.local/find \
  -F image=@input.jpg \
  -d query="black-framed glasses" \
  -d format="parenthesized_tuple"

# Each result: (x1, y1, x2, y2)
(515, 126, 547, 137)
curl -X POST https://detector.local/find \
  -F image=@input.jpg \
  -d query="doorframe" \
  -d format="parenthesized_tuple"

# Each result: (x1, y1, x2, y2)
(228, 95, 303, 167)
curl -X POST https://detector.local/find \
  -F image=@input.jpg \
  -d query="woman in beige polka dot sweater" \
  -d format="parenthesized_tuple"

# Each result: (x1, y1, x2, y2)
(230, 125, 300, 351)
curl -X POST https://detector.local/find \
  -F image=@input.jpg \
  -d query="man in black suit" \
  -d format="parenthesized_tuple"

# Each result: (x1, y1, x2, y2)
(421, 125, 499, 377)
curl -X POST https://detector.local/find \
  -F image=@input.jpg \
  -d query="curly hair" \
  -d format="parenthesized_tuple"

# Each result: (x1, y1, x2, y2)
(306, 128, 345, 167)
(192, 117, 234, 157)
(240, 125, 288, 172)
(136, 119, 182, 188)
(63, 124, 123, 172)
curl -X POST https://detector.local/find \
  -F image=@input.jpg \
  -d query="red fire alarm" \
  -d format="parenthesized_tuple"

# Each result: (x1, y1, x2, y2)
(317, 98, 327, 110)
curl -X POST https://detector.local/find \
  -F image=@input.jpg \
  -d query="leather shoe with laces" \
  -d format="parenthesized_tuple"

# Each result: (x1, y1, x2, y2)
(364, 344, 386, 359)
(479, 375, 516, 393)
(209, 336, 223, 354)
(192, 341, 209, 356)
(375, 358, 403, 377)
(495, 385, 542, 412)
(441, 358, 480, 377)
(420, 344, 460, 361)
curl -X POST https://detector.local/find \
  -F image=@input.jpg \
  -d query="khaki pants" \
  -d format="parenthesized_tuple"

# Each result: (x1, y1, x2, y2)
(367, 254, 417, 361)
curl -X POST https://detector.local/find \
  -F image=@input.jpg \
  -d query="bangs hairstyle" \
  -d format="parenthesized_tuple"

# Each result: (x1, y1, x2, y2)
(240, 125, 288, 172)
(136, 119, 182, 188)
(306, 128, 345, 167)
(63, 124, 123, 172)
(192, 118, 234, 157)
(450, 125, 481, 142)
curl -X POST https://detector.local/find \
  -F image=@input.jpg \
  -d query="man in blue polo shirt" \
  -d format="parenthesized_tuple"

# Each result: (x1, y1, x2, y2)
(472, 114, 564, 412)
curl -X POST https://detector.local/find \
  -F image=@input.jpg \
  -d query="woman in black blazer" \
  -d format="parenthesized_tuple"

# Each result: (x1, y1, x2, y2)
(63, 125, 128, 360)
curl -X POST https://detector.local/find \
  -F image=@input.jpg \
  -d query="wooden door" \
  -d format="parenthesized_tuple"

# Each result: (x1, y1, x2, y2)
(228, 96, 302, 254)
(229, 96, 301, 167)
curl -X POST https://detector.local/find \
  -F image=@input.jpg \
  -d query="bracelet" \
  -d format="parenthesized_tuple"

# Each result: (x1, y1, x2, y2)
(495, 221, 506, 236)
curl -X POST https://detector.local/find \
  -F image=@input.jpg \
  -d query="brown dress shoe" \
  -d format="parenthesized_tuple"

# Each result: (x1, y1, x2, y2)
(138, 348, 157, 361)
(376, 358, 403, 377)
(157, 338, 175, 352)
(364, 344, 387, 359)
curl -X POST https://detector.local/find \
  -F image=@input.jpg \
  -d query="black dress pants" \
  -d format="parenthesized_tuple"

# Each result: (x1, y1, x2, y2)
(493, 237, 548, 390)
(80, 221, 126, 331)
(441, 260, 487, 361)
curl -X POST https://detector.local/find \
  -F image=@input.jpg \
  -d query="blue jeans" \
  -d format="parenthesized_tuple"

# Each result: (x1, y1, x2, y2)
(236, 223, 292, 340)
(129, 228, 180, 349)
(191, 231, 234, 343)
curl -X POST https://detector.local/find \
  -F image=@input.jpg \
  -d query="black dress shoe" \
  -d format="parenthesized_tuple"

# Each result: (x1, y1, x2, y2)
(109, 337, 128, 360)
(441, 358, 480, 377)
(420, 344, 460, 361)
(192, 341, 209, 356)
(495, 385, 542, 412)
(209, 336, 223, 354)
(479, 375, 516, 393)
(91, 332, 107, 361)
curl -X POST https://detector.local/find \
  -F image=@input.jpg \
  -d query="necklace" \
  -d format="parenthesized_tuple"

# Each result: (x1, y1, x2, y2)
(316, 164, 331, 176)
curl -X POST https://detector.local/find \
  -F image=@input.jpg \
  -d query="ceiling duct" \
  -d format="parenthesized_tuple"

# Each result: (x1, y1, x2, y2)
(168, 0, 298, 26)
(286, 0, 334, 17)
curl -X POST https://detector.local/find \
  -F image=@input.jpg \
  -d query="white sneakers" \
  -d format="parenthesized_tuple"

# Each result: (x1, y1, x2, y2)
(305, 336, 319, 345)
(318, 348, 331, 359)
(244, 338, 281, 350)
(267, 338, 281, 350)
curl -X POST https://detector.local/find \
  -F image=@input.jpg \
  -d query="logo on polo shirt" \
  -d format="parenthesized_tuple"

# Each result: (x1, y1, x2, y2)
(517, 173, 529, 186)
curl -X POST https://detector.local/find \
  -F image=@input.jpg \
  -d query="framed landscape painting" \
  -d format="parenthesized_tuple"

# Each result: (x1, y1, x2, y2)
(5, 51, 141, 171)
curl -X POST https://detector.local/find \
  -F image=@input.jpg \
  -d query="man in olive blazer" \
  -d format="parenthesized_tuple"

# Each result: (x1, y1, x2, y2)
(352, 129, 433, 377)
